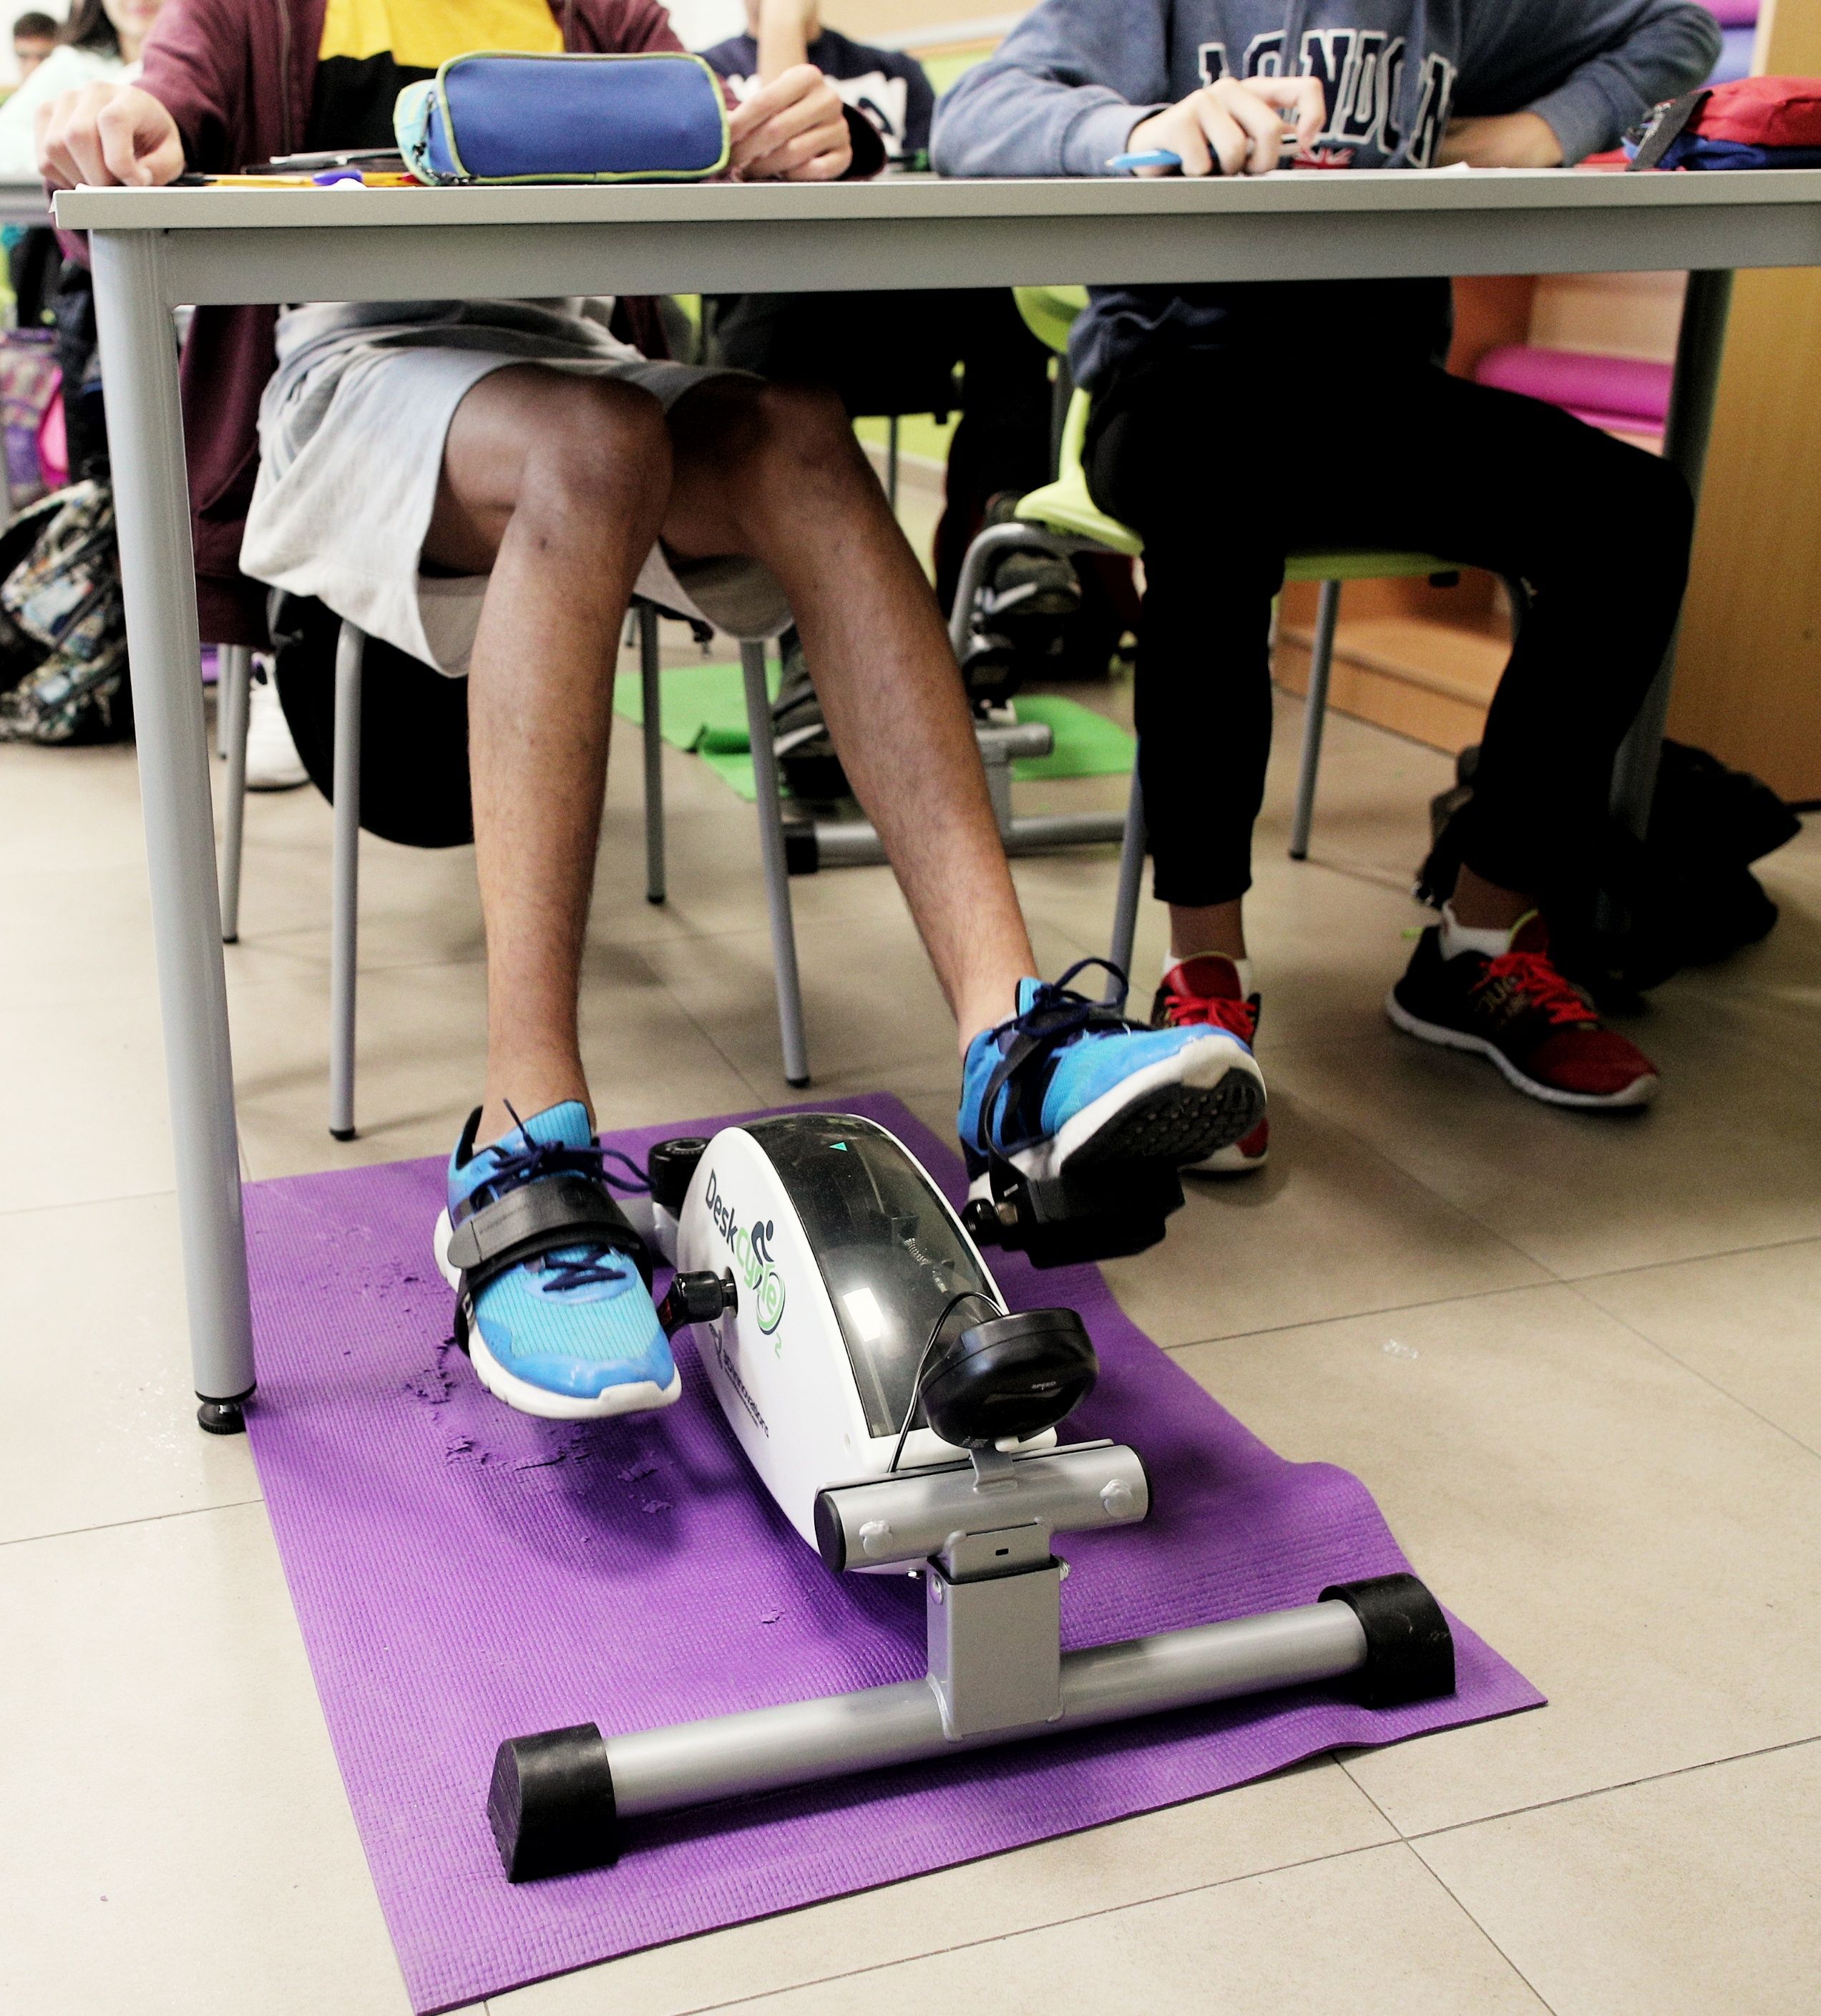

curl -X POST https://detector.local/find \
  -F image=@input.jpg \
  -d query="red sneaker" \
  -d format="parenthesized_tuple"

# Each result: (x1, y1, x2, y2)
(1151, 956, 1270, 1172)
(1386, 912, 1659, 1109)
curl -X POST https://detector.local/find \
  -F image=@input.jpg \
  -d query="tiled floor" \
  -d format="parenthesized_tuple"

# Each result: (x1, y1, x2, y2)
(4, 651, 1818, 2016)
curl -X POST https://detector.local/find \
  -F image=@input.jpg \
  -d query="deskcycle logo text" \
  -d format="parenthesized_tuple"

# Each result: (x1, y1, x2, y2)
(704, 1167, 787, 1339)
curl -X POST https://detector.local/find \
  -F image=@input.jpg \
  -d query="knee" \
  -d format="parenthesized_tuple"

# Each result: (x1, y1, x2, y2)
(1555, 439, 1693, 594)
(723, 378, 864, 487)
(1635, 449, 1694, 563)
(517, 377, 671, 531)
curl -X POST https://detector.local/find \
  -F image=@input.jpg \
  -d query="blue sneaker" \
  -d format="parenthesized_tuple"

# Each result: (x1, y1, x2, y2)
(959, 961, 1266, 1195)
(432, 1101, 680, 1422)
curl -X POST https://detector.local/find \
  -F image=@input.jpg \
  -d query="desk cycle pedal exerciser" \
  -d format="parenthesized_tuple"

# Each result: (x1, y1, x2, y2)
(487, 1113, 1455, 1878)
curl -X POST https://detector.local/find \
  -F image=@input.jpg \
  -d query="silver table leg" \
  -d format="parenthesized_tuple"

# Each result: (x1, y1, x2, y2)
(1610, 268, 1734, 839)
(639, 601, 665, 905)
(741, 641, 810, 1088)
(328, 623, 364, 1141)
(1289, 577, 1342, 862)
(91, 231, 253, 1430)
(886, 414, 900, 512)
(216, 644, 252, 944)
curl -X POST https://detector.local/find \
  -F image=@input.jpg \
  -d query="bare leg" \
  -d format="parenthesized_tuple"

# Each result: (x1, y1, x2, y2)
(1449, 863, 1534, 933)
(663, 379, 1036, 1048)
(425, 367, 673, 1145)
(1167, 899, 1248, 963)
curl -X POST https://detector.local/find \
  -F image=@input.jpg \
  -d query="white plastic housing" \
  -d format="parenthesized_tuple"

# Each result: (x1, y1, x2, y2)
(675, 1118, 1013, 1549)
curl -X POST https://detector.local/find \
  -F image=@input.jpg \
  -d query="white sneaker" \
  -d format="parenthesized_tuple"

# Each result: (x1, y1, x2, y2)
(244, 669, 308, 791)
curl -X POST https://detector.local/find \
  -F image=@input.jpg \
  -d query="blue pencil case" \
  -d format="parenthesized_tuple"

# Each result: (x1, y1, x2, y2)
(394, 51, 731, 185)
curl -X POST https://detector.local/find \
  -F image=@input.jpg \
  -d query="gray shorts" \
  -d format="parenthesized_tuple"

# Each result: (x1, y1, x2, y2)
(240, 298, 793, 673)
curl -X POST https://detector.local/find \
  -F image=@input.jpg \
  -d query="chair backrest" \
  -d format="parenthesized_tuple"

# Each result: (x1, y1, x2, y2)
(1013, 285, 1087, 358)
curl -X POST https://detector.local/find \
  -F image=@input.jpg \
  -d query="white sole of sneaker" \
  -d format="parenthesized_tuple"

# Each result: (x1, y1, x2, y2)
(970, 1035, 1268, 1204)
(431, 1208, 684, 1423)
(1383, 990, 1659, 1110)
(1188, 1136, 1269, 1176)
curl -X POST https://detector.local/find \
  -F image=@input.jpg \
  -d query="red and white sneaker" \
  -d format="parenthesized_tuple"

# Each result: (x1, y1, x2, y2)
(1151, 956, 1270, 1172)
(1387, 912, 1659, 1109)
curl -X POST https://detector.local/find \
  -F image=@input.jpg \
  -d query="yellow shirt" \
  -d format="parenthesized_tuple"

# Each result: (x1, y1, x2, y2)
(310, 0, 564, 152)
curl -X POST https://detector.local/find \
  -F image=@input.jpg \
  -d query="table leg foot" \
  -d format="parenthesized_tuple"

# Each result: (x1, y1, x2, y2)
(197, 1391, 253, 1436)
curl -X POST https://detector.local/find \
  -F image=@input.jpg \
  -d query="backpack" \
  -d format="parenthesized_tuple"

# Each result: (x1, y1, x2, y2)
(0, 480, 132, 746)
(1418, 740, 1800, 1003)
(1629, 77, 1821, 170)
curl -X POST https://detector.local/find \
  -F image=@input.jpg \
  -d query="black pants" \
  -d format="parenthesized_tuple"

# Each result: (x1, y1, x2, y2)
(1084, 354, 1694, 907)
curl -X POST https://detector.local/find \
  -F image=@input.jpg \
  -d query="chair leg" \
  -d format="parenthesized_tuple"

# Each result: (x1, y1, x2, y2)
(1288, 578, 1342, 862)
(638, 602, 665, 905)
(217, 644, 252, 943)
(740, 640, 810, 1088)
(1108, 767, 1146, 1002)
(886, 414, 900, 512)
(328, 622, 364, 1141)
(947, 519, 1063, 661)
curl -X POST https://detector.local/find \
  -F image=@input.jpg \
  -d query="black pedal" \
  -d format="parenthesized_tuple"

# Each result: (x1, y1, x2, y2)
(962, 1159, 1184, 1269)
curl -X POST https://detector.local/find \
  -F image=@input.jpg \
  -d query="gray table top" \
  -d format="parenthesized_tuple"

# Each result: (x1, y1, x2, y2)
(52, 162, 1821, 233)
(57, 166, 1821, 306)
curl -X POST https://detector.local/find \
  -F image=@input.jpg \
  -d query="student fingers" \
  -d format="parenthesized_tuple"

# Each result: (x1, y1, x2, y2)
(33, 100, 75, 189)
(728, 63, 833, 145)
(1151, 104, 1211, 176)
(1206, 78, 1289, 175)
(728, 92, 824, 169)
(731, 84, 846, 177)
(36, 87, 109, 188)
(97, 95, 157, 186)
(1246, 74, 1327, 149)
(789, 140, 851, 185)
(738, 112, 849, 182)
(1191, 97, 1254, 177)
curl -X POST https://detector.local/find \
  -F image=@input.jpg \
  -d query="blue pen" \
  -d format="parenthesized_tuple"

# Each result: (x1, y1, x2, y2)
(1106, 148, 1183, 172)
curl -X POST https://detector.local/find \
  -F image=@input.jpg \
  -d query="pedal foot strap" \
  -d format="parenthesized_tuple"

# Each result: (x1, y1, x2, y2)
(448, 1174, 652, 1295)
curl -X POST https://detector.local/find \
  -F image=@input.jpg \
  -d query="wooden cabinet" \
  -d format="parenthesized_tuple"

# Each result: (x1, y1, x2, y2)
(1667, 0, 1821, 803)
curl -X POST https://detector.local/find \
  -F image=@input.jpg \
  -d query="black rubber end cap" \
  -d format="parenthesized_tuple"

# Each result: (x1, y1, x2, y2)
(647, 1136, 709, 1212)
(1321, 1572, 1455, 1708)
(488, 1724, 617, 1882)
(223, 932, 239, 945)
(645, 892, 667, 907)
(196, 1397, 248, 1436)
(329, 1126, 357, 1142)
(786, 1074, 810, 1091)
(812, 1489, 847, 1572)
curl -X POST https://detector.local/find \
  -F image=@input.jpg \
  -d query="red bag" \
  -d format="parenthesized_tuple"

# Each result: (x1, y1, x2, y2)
(1691, 76, 1821, 147)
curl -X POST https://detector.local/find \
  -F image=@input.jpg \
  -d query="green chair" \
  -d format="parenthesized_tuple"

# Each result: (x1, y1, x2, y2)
(949, 286, 1484, 983)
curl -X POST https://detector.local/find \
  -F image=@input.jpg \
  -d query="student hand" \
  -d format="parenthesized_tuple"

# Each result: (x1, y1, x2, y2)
(1436, 112, 1563, 169)
(1126, 76, 1325, 177)
(729, 62, 851, 182)
(36, 82, 185, 190)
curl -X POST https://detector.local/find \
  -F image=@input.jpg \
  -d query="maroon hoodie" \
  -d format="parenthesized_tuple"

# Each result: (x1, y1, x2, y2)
(134, 0, 746, 643)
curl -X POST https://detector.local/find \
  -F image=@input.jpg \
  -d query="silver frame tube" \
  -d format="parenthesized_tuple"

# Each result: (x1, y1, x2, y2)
(605, 1598, 1367, 1820)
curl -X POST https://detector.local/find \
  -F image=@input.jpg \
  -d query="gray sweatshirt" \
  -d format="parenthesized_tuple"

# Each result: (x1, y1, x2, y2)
(932, 0, 1722, 389)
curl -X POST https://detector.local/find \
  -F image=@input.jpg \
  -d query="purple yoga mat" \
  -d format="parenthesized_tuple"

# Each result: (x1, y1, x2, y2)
(242, 1094, 1541, 2014)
